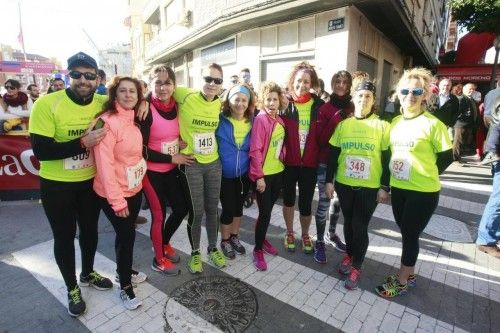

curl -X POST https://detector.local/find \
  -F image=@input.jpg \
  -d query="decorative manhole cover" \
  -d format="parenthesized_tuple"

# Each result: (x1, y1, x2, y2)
(423, 214, 473, 242)
(164, 276, 258, 333)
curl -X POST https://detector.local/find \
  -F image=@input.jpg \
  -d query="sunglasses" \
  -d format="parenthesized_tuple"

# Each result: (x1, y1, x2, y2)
(400, 88, 424, 96)
(5, 86, 16, 90)
(204, 76, 223, 85)
(69, 70, 97, 80)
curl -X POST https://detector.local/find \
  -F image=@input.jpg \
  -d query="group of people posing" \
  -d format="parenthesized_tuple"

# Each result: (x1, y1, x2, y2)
(29, 51, 453, 316)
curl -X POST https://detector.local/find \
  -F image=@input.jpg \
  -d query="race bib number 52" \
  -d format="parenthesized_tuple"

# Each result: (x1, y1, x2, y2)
(345, 156, 371, 179)
(391, 158, 411, 180)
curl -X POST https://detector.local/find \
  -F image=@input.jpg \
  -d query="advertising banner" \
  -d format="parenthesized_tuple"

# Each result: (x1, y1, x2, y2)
(0, 135, 40, 191)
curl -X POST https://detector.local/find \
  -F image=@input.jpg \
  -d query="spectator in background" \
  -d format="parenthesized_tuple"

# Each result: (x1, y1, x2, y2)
(317, 78, 330, 102)
(1, 79, 30, 126)
(96, 69, 107, 95)
(27, 84, 40, 103)
(230, 75, 239, 85)
(430, 76, 439, 94)
(451, 83, 463, 97)
(428, 78, 460, 128)
(452, 83, 478, 162)
(48, 75, 66, 94)
(381, 90, 400, 123)
(139, 80, 148, 97)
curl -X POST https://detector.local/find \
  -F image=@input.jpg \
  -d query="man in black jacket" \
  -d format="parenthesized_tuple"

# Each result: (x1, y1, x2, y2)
(428, 78, 460, 128)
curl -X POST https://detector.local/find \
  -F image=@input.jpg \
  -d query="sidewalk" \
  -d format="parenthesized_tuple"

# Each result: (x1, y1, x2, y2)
(0, 156, 498, 333)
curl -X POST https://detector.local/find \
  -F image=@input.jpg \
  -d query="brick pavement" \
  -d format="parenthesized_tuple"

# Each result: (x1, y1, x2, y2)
(0, 158, 499, 332)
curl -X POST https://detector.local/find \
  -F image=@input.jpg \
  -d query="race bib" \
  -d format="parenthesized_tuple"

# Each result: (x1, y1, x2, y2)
(274, 139, 284, 159)
(299, 129, 308, 150)
(194, 132, 215, 155)
(64, 150, 94, 170)
(391, 158, 411, 180)
(161, 138, 179, 156)
(345, 156, 371, 179)
(126, 159, 146, 190)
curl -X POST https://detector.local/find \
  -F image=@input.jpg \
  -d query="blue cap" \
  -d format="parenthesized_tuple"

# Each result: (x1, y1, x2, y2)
(67, 52, 98, 70)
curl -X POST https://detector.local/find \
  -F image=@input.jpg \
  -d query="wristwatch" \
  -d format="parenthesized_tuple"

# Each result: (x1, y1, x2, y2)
(380, 185, 390, 193)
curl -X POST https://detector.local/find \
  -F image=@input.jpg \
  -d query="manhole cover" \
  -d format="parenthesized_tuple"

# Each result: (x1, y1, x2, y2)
(164, 276, 258, 333)
(423, 214, 473, 242)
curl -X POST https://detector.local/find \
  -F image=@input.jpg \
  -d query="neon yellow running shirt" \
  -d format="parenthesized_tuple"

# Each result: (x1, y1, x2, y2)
(228, 117, 251, 146)
(29, 90, 107, 182)
(296, 99, 313, 156)
(389, 112, 452, 192)
(263, 123, 285, 175)
(330, 114, 390, 188)
(174, 87, 221, 164)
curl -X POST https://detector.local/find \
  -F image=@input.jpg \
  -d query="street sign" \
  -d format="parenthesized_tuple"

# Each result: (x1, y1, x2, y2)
(328, 17, 344, 31)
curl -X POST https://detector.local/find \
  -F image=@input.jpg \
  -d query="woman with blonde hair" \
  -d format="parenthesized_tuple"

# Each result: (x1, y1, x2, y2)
(375, 67, 453, 298)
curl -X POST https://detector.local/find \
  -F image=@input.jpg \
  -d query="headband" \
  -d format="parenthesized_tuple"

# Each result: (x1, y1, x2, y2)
(228, 85, 251, 100)
(355, 80, 376, 94)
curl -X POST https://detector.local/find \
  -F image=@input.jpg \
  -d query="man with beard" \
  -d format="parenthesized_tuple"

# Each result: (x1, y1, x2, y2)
(27, 84, 40, 103)
(29, 52, 113, 317)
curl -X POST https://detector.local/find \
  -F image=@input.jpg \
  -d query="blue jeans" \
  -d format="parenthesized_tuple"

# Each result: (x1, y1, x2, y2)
(476, 162, 500, 245)
(315, 164, 340, 241)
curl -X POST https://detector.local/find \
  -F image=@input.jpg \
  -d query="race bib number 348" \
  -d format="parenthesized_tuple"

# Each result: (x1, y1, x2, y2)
(194, 132, 215, 155)
(345, 156, 371, 179)
(64, 151, 94, 170)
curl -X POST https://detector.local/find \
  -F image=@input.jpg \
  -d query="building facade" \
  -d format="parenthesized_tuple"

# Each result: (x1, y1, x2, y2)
(129, 0, 450, 104)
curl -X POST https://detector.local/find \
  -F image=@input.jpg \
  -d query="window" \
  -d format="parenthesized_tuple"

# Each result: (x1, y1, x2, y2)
(164, 0, 181, 28)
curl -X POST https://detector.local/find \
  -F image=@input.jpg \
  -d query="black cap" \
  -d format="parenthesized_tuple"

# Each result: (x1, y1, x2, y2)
(67, 52, 98, 70)
(354, 80, 376, 94)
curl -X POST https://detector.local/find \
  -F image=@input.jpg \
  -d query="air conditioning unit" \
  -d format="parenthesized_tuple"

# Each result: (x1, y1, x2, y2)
(178, 10, 192, 27)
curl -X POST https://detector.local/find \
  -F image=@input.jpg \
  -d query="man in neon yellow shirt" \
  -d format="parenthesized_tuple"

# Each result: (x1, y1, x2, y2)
(29, 52, 112, 317)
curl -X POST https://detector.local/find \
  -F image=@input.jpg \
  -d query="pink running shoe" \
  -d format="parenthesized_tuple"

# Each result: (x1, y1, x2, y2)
(253, 249, 267, 271)
(262, 239, 278, 256)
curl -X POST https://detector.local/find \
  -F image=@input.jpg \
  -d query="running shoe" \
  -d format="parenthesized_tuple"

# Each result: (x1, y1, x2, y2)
(209, 248, 226, 268)
(187, 252, 203, 274)
(221, 240, 236, 259)
(135, 216, 148, 224)
(67, 285, 86, 317)
(253, 249, 267, 271)
(344, 267, 361, 290)
(79, 271, 113, 290)
(262, 239, 279, 256)
(302, 234, 314, 254)
(163, 243, 180, 263)
(284, 232, 296, 252)
(120, 286, 142, 310)
(383, 273, 416, 288)
(313, 241, 327, 264)
(338, 255, 352, 275)
(324, 231, 347, 252)
(229, 235, 246, 255)
(375, 280, 408, 298)
(115, 269, 147, 286)
(152, 258, 180, 276)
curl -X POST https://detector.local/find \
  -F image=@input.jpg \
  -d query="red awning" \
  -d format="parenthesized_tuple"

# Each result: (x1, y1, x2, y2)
(436, 64, 499, 82)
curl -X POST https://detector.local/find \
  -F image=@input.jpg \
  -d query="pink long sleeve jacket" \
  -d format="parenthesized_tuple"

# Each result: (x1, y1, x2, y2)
(93, 102, 145, 212)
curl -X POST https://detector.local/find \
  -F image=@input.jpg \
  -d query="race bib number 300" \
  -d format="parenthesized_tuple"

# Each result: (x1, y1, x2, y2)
(161, 139, 179, 156)
(194, 132, 215, 155)
(64, 151, 94, 170)
(391, 158, 411, 180)
(345, 156, 371, 179)
(126, 159, 147, 190)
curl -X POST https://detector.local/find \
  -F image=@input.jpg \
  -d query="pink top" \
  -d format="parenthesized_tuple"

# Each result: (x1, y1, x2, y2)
(146, 103, 179, 173)
(93, 102, 145, 212)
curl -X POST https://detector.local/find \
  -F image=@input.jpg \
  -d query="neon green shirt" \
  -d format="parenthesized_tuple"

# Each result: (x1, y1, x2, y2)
(330, 114, 390, 188)
(296, 99, 313, 156)
(174, 87, 221, 164)
(389, 112, 452, 192)
(29, 90, 107, 182)
(263, 123, 285, 175)
(228, 117, 251, 146)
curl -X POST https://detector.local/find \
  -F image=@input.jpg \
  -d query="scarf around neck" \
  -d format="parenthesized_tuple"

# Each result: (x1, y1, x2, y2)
(151, 96, 176, 113)
(3, 91, 28, 107)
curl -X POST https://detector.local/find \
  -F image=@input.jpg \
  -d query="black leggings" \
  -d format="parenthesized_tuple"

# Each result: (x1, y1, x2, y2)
(282, 166, 317, 216)
(255, 172, 283, 250)
(220, 175, 250, 225)
(40, 178, 100, 291)
(143, 168, 189, 260)
(335, 182, 378, 269)
(391, 187, 439, 266)
(99, 192, 142, 289)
